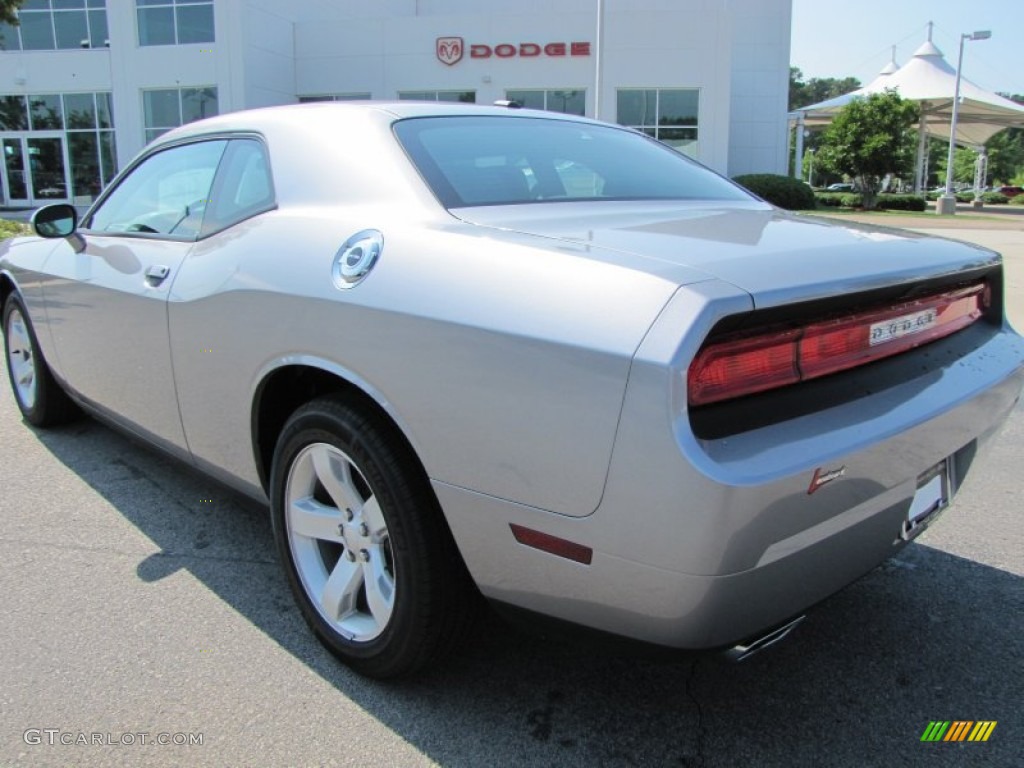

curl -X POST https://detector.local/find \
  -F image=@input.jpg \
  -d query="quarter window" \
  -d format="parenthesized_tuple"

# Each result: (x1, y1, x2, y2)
(505, 89, 586, 116)
(201, 139, 275, 236)
(86, 140, 227, 238)
(142, 86, 218, 143)
(136, 0, 214, 47)
(616, 88, 699, 156)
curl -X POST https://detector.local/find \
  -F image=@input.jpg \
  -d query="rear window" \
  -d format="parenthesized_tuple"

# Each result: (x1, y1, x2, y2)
(393, 115, 751, 208)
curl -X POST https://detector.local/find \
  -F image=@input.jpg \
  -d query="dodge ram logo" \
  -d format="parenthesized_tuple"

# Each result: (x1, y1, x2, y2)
(436, 37, 464, 66)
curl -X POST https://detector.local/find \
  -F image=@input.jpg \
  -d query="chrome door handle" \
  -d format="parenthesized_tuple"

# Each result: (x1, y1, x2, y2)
(145, 265, 171, 285)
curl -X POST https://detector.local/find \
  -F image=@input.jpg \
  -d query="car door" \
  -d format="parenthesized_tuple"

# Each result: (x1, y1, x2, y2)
(41, 139, 228, 454)
(164, 137, 277, 489)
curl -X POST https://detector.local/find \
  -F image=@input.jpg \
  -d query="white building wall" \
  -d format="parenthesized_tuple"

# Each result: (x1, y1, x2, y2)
(105, 2, 224, 165)
(597, 1, 734, 172)
(727, 0, 791, 175)
(290, 0, 751, 173)
(0, 48, 110, 95)
(239, 3, 296, 110)
(293, 12, 596, 104)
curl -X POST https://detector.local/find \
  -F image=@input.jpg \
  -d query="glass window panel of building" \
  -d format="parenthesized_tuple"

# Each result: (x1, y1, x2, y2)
(28, 94, 64, 130)
(616, 88, 699, 156)
(0, 95, 29, 130)
(0, 90, 116, 204)
(137, 0, 214, 46)
(505, 89, 586, 116)
(297, 93, 372, 103)
(63, 92, 117, 201)
(142, 86, 218, 143)
(398, 91, 475, 103)
(0, 1, 108, 51)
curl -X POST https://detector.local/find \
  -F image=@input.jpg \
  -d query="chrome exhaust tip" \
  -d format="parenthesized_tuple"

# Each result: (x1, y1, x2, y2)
(722, 615, 805, 662)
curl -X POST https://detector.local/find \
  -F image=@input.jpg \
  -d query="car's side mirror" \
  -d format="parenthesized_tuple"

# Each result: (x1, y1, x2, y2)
(30, 203, 85, 252)
(31, 203, 78, 238)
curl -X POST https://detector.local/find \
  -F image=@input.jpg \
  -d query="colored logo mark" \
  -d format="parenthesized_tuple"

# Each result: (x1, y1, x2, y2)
(920, 721, 996, 742)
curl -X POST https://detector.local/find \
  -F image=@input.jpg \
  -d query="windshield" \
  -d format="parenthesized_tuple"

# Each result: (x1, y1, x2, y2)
(393, 115, 752, 208)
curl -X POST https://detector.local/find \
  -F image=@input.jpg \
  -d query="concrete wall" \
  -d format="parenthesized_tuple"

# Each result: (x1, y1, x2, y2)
(286, 0, 790, 174)
(727, 0, 791, 175)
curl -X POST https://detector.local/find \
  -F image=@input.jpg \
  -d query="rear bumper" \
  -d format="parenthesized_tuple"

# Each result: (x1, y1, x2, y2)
(438, 313, 1023, 649)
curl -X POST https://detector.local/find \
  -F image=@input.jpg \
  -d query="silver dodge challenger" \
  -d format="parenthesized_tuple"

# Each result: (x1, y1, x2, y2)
(3, 103, 1022, 678)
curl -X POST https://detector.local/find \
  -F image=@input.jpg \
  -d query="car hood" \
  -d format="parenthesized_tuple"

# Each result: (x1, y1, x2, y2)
(453, 201, 1001, 308)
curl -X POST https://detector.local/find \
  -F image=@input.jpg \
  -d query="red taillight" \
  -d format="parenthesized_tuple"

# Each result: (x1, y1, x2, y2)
(688, 284, 985, 407)
(685, 328, 801, 406)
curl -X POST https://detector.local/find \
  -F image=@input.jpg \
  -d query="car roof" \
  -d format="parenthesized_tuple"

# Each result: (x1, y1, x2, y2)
(138, 102, 618, 215)
(158, 101, 601, 145)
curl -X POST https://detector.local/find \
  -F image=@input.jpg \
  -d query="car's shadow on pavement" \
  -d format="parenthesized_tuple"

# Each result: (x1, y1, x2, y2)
(32, 415, 1022, 768)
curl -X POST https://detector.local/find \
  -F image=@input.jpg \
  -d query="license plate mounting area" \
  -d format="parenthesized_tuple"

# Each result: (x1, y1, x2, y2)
(901, 460, 950, 541)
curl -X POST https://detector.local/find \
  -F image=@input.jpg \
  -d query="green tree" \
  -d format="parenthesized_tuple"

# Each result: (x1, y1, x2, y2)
(985, 130, 1024, 184)
(0, 1, 23, 26)
(789, 67, 861, 111)
(983, 93, 1024, 185)
(816, 90, 919, 209)
(934, 146, 980, 187)
(789, 67, 863, 179)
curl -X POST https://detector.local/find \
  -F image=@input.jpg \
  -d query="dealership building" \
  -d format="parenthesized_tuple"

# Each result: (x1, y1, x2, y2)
(0, 0, 791, 208)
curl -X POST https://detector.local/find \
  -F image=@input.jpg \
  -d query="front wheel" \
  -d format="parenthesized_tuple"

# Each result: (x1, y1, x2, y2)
(270, 395, 478, 678)
(2, 293, 77, 427)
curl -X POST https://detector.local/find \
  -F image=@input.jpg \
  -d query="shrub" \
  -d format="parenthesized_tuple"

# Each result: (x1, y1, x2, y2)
(813, 192, 846, 207)
(925, 190, 983, 202)
(1010, 194, 1024, 206)
(877, 194, 927, 212)
(980, 192, 1008, 204)
(0, 219, 30, 239)
(811, 192, 926, 211)
(732, 173, 817, 210)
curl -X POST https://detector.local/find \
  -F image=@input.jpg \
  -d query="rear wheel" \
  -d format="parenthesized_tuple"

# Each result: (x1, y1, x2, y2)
(270, 395, 478, 678)
(2, 293, 77, 427)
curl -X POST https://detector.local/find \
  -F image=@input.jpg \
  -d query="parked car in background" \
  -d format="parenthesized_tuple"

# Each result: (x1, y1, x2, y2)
(997, 185, 1023, 198)
(825, 182, 855, 192)
(3, 103, 1023, 678)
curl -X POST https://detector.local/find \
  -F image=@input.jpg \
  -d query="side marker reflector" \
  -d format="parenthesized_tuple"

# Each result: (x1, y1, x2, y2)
(509, 524, 593, 565)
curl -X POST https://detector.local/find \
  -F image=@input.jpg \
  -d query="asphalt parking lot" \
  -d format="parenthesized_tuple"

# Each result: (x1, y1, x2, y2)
(1, 211, 1022, 767)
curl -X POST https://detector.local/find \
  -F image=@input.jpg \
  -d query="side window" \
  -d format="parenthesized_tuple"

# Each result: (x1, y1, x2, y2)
(201, 139, 275, 236)
(86, 140, 227, 238)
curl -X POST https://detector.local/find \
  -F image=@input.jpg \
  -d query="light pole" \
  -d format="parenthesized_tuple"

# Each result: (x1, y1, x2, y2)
(937, 30, 991, 215)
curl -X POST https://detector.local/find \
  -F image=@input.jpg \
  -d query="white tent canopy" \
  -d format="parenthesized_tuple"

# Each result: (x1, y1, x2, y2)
(791, 25, 1024, 190)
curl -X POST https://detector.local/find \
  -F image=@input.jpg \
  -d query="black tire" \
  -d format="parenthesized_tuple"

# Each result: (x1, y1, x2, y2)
(2, 293, 78, 427)
(270, 395, 479, 678)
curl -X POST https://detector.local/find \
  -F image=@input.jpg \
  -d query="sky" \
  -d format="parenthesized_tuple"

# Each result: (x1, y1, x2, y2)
(790, 0, 1024, 98)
